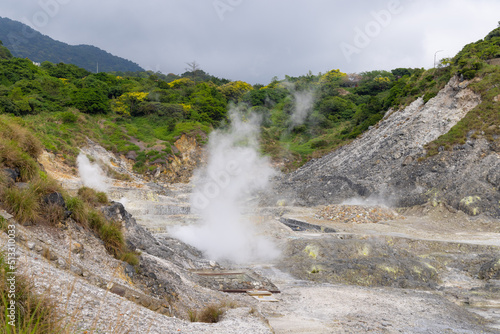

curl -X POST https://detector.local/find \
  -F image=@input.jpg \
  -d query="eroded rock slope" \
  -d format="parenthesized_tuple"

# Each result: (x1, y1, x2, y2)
(276, 76, 500, 217)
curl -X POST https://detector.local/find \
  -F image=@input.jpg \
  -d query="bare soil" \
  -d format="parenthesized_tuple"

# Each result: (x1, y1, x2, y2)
(247, 203, 500, 333)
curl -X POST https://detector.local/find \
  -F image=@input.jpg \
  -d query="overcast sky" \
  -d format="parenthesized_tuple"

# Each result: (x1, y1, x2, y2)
(1, 0, 499, 84)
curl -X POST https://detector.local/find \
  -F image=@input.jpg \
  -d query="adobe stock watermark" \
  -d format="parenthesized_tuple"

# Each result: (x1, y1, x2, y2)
(213, 0, 243, 21)
(340, 0, 407, 63)
(5, 223, 17, 327)
(8, 0, 71, 53)
(24, 0, 71, 30)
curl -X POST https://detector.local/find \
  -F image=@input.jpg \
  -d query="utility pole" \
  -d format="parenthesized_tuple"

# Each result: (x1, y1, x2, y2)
(434, 50, 443, 68)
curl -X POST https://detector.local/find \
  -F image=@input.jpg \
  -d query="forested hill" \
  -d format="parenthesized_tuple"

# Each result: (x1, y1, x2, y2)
(0, 17, 144, 73)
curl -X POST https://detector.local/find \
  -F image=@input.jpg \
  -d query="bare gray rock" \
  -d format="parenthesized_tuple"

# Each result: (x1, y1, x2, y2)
(274, 76, 500, 217)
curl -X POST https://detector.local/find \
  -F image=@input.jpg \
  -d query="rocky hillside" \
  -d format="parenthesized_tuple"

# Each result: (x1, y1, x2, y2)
(275, 75, 500, 218)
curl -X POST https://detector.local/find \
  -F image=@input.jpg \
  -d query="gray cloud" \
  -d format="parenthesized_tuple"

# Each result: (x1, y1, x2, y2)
(1, 0, 499, 84)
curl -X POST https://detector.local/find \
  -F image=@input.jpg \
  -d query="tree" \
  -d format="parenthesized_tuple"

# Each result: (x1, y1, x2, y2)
(72, 87, 110, 114)
(0, 40, 12, 59)
(185, 61, 201, 83)
(319, 96, 357, 121)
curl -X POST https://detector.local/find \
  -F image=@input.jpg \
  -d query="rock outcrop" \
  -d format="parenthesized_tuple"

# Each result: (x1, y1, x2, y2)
(161, 134, 205, 183)
(275, 76, 500, 217)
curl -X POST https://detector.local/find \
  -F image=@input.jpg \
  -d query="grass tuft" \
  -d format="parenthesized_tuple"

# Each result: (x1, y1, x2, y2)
(197, 304, 225, 323)
(120, 251, 139, 266)
(65, 196, 87, 226)
(3, 187, 40, 224)
(1, 252, 65, 333)
(0, 138, 39, 181)
(188, 302, 229, 323)
(87, 208, 105, 231)
(98, 221, 124, 257)
(77, 187, 108, 207)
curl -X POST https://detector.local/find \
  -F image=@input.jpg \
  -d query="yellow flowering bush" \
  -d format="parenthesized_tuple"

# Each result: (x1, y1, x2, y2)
(373, 76, 391, 84)
(319, 69, 347, 84)
(112, 91, 149, 116)
(168, 78, 195, 89)
(218, 80, 253, 101)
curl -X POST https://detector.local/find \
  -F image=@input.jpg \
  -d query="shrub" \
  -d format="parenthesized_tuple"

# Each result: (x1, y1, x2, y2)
(463, 70, 477, 80)
(423, 91, 438, 104)
(310, 139, 328, 149)
(61, 111, 78, 124)
(71, 87, 110, 114)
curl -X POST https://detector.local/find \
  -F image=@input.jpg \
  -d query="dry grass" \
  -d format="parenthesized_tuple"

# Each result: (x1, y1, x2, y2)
(102, 164, 132, 181)
(0, 120, 43, 159)
(42, 247, 52, 260)
(0, 118, 43, 182)
(187, 301, 234, 323)
(40, 203, 65, 226)
(197, 304, 225, 323)
(30, 175, 62, 197)
(0, 168, 8, 196)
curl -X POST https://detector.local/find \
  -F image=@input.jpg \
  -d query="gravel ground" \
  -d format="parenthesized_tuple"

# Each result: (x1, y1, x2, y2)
(315, 204, 401, 224)
(254, 266, 497, 334)
(1, 227, 272, 334)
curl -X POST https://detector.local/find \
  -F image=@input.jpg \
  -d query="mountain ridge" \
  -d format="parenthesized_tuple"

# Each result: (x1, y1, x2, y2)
(0, 16, 144, 73)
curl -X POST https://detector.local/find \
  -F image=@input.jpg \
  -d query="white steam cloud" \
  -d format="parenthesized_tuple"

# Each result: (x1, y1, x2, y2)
(170, 110, 280, 264)
(290, 89, 315, 128)
(77, 153, 109, 192)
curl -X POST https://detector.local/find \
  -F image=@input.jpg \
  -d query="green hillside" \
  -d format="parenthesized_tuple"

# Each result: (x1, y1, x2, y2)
(0, 17, 144, 73)
(0, 25, 498, 174)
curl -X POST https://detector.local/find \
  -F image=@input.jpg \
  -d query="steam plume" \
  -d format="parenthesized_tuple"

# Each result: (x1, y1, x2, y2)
(77, 153, 109, 192)
(290, 89, 315, 128)
(170, 110, 280, 264)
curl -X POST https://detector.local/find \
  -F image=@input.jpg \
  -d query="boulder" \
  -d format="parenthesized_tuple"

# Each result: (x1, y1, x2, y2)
(43, 192, 66, 207)
(126, 151, 138, 161)
(43, 192, 71, 219)
(479, 258, 500, 280)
